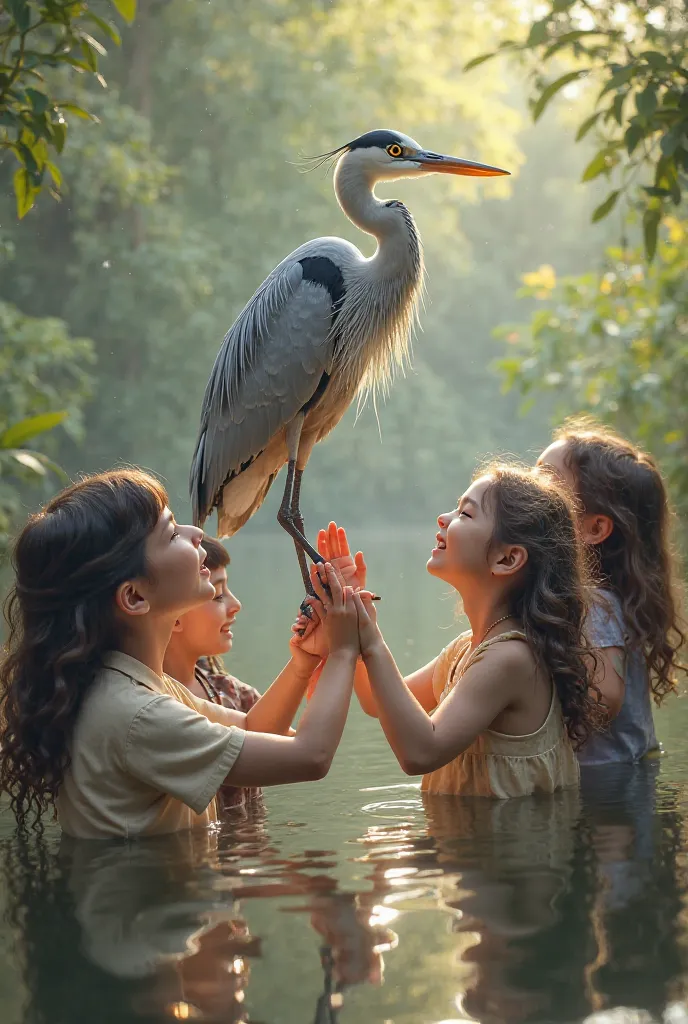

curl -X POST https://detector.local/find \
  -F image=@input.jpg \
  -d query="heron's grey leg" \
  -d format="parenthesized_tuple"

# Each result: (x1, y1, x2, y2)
(277, 460, 323, 565)
(290, 468, 311, 591)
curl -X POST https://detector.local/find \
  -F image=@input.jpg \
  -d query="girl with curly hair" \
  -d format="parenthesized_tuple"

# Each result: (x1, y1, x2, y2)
(300, 464, 604, 797)
(0, 469, 362, 837)
(538, 417, 686, 766)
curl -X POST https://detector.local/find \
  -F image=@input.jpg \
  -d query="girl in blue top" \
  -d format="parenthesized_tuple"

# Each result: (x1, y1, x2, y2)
(538, 417, 686, 766)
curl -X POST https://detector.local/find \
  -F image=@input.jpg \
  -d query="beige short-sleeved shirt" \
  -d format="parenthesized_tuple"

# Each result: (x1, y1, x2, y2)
(57, 651, 246, 839)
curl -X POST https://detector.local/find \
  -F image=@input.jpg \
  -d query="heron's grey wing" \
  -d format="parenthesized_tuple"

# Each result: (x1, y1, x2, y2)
(191, 261, 335, 523)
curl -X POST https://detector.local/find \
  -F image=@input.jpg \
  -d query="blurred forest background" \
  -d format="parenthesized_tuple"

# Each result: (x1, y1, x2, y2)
(1, 0, 686, 554)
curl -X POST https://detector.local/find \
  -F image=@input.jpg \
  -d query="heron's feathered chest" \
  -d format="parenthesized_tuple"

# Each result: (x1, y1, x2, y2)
(327, 200, 424, 399)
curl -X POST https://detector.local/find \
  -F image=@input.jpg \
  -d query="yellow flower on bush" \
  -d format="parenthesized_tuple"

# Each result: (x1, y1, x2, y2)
(521, 264, 557, 297)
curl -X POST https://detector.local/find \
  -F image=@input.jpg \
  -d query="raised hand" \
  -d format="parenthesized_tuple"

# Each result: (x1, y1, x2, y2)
(317, 522, 367, 593)
(290, 600, 328, 662)
(353, 591, 384, 659)
(309, 562, 359, 655)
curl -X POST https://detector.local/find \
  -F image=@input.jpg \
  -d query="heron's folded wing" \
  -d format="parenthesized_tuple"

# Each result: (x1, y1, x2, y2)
(192, 261, 336, 521)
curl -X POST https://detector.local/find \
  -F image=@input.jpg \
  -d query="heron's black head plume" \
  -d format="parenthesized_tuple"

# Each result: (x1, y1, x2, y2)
(297, 142, 349, 175)
(298, 129, 408, 174)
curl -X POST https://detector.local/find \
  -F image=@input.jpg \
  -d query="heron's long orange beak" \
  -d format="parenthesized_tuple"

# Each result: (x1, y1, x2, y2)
(414, 151, 510, 176)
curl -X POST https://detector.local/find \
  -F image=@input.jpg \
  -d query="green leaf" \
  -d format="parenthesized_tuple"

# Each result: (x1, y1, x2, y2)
(25, 88, 49, 115)
(17, 142, 39, 174)
(54, 56, 93, 73)
(13, 167, 35, 218)
(81, 33, 108, 57)
(576, 111, 602, 141)
(80, 39, 99, 72)
(6, 0, 30, 33)
(582, 150, 612, 182)
(661, 128, 680, 157)
(10, 451, 47, 476)
(625, 121, 645, 155)
(532, 70, 587, 122)
(46, 161, 62, 188)
(51, 120, 66, 153)
(110, 0, 137, 24)
(600, 64, 640, 97)
(636, 84, 658, 119)
(0, 411, 68, 448)
(56, 103, 101, 123)
(611, 92, 625, 125)
(526, 18, 550, 47)
(84, 12, 122, 46)
(463, 52, 496, 72)
(643, 186, 671, 198)
(5, 450, 68, 481)
(643, 207, 661, 263)
(544, 29, 600, 59)
(639, 51, 670, 71)
(592, 190, 620, 223)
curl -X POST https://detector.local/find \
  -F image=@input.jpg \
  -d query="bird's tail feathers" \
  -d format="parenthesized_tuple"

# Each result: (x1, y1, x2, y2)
(215, 452, 283, 538)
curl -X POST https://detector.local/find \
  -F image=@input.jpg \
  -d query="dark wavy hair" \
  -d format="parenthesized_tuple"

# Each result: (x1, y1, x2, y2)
(481, 463, 605, 749)
(553, 416, 686, 704)
(0, 469, 168, 830)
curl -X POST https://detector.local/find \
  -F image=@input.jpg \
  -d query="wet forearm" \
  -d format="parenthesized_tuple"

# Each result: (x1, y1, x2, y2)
(293, 649, 358, 761)
(245, 656, 319, 735)
(353, 658, 379, 717)
(363, 643, 436, 775)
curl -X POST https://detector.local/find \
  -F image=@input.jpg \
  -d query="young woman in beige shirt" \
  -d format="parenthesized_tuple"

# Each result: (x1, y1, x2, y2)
(0, 468, 361, 838)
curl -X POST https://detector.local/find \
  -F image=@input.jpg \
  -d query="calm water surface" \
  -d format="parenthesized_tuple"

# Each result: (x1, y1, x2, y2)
(3, 529, 688, 1024)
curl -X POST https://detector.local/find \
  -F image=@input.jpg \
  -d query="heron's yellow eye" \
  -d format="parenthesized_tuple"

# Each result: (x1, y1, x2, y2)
(386, 143, 403, 158)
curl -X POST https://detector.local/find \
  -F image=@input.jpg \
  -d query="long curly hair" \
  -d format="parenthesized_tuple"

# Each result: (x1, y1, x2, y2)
(553, 416, 686, 704)
(481, 464, 605, 749)
(0, 469, 168, 830)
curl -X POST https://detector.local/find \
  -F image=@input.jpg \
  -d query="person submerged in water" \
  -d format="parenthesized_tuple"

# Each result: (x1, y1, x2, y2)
(298, 464, 606, 798)
(163, 533, 264, 808)
(0, 469, 365, 838)
(537, 418, 686, 766)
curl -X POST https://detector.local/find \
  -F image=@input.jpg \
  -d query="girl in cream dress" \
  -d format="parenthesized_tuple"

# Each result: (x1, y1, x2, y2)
(304, 465, 605, 798)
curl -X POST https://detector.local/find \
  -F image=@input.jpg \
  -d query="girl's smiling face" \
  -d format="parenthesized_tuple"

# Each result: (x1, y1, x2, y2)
(427, 476, 497, 587)
(136, 509, 215, 616)
(173, 566, 242, 658)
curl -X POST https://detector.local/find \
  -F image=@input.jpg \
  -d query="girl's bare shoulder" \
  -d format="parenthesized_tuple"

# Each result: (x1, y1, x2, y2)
(477, 635, 538, 679)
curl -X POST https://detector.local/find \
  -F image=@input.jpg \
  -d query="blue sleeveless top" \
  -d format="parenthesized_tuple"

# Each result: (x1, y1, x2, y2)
(578, 589, 659, 766)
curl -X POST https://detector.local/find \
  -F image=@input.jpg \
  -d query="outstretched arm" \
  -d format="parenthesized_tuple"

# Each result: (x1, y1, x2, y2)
(243, 645, 321, 735)
(224, 563, 364, 788)
(354, 594, 523, 776)
(296, 522, 438, 716)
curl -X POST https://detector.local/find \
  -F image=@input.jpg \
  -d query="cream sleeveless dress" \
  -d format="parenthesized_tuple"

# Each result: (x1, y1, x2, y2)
(421, 631, 580, 798)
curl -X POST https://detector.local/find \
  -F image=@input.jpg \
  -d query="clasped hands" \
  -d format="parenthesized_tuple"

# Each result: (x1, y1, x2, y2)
(289, 522, 381, 663)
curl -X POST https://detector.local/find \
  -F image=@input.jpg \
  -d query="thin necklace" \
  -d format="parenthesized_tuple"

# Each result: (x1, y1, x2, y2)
(446, 614, 515, 696)
(474, 614, 513, 648)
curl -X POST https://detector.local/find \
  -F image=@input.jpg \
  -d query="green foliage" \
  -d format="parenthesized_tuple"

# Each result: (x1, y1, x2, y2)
(0, 0, 136, 218)
(0, 298, 94, 553)
(466, 0, 688, 260)
(495, 216, 688, 513)
(0, 0, 612, 537)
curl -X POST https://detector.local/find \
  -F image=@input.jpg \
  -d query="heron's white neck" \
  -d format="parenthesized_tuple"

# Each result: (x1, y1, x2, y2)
(333, 157, 420, 279)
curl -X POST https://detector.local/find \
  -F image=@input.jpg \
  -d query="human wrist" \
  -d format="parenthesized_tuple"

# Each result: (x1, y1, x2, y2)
(361, 639, 388, 663)
(327, 645, 359, 666)
(291, 650, 321, 676)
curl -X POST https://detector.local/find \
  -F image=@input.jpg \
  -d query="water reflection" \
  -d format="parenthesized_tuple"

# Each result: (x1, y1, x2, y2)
(1, 768, 687, 1024)
(580, 766, 686, 1020)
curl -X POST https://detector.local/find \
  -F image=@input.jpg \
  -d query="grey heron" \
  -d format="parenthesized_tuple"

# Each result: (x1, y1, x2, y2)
(190, 129, 509, 593)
